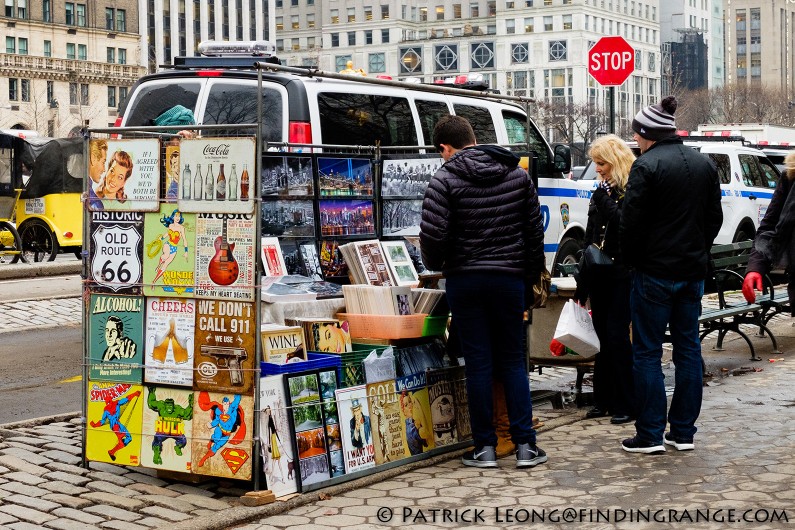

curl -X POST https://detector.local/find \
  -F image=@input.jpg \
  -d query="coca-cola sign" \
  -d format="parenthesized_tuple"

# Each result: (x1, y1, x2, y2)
(203, 144, 230, 157)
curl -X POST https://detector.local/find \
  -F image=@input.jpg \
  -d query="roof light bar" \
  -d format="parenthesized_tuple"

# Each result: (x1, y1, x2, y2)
(198, 40, 276, 57)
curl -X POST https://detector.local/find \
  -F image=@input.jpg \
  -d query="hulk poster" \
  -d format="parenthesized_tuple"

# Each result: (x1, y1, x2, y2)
(141, 386, 194, 472)
(143, 205, 196, 298)
(86, 381, 143, 466)
(88, 294, 144, 383)
(191, 390, 254, 480)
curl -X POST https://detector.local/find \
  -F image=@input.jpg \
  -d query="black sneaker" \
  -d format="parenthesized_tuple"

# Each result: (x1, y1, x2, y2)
(516, 443, 548, 468)
(664, 432, 694, 451)
(462, 446, 497, 468)
(621, 436, 665, 454)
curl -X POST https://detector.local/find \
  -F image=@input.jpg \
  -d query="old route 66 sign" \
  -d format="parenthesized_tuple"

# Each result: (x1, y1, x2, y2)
(91, 218, 143, 293)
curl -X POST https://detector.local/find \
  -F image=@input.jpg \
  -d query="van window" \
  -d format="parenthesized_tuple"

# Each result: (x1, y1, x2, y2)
(453, 104, 497, 144)
(124, 81, 201, 126)
(317, 93, 417, 146)
(707, 153, 731, 185)
(739, 154, 765, 188)
(415, 100, 450, 146)
(202, 82, 283, 143)
(503, 110, 550, 175)
(758, 157, 779, 188)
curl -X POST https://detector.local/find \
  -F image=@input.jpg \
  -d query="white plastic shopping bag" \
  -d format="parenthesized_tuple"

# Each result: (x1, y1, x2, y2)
(552, 300, 600, 357)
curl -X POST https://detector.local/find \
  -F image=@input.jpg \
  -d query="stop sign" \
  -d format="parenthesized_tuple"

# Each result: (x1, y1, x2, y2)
(588, 36, 635, 86)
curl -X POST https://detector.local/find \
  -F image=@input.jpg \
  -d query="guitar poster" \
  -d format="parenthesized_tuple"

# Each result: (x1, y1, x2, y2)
(86, 381, 144, 466)
(194, 299, 256, 394)
(144, 297, 196, 387)
(191, 390, 254, 480)
(89, 211, 144, 295)
(87, 138, 160, 212)
(142, 205, 196, 298)
(88, 294, 144, 384)
(194, 213, 255, 301)
(178, 137, 256, 214)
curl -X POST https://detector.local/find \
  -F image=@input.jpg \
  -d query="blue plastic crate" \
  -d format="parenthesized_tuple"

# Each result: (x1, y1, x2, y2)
(260, 352, 342, 377)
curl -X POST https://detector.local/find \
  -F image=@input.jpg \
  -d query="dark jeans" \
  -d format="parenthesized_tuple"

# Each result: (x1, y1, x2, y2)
(630, 271, 704, 444)
(446, 272, 536, 448)
(589, 270, 634, 416)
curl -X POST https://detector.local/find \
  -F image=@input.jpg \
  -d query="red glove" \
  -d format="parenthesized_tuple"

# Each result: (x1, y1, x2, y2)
(742, 272, 762, 303)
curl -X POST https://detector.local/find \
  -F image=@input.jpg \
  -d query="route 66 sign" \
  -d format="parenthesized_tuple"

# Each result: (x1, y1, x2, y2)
(89, 212, 144, 294)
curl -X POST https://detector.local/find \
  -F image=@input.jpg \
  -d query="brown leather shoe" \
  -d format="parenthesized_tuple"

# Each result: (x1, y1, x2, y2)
(493, 380, 516, 458)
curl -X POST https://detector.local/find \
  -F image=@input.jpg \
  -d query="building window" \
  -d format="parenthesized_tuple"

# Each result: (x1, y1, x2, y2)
(330, 9, 338, 23)
(307, 37, 315, 48)
(648, 52, 655, 72)
(369, 52, 385, 73)
(119, 86, 128, 103)
(291, 15, 299, 29)
(487, 0, 496, 16)
(506, 19, 515, 34)
(331, 33, 339, 47)
(44, 40, 51, 57)
(17, 38, 27, 55)
(435, 44, 458, 72)
(335, 55, 352, 72)
(347, 7, 355, 22)
(563, 14, 572, 30)
(65, 2, 74, 25)
(453, 3, 461, 18)
(107, 47, 115, 63)
(549, 40, 567, 61)
(118, 48, 126, 64)
(76, 3, 86, 26)
(307, 13, 315, 28)
(470, 2, 478, 17)
(78, 44, 86, 60)
(108, 86, 117, 108)
(635, 50, 641, 70)
(381, 4, 389, 19)
(9, 78, 18, 101)
(69, 82, 77, 105)
(116, 9, 126, 31)
(399, 46, 422, 73)
(43, 0, 51, 21)
(471, 42, 494, 69)
(5, 37, 14, 54)
(382, 29, 389, 43)
(419, 6, 427, 21)
(66, 43, 75, 60)
(365, 30, 373, 45)
(543, 16, 552, 31)
(80, 83, 88, 105)
(46, 81, 54, 103)
(365, 6, 372, 20)
(105, 7, 114, 29)
(348, 31, 356, 46)
(275, 39, 283, 51)
(276, 16, 283, 30)
(512, 43, 529, 63)
(436, 5, 444, 20)
(525, 17, 534, 32)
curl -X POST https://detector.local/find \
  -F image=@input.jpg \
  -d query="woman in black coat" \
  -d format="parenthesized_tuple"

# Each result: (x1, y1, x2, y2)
(575, 134, 636, 424)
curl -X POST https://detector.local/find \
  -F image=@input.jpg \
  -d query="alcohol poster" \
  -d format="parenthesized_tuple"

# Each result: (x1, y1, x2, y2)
(140, 386, 193, 472)
(367, 379, 409, 465)
(396, 372, 435, 456)
(194, 299, 256, 394)
(142, 205, 196, 298)
(191, 390, 254, 480)
(144, 297, 196, 387)
(195, 213, 255, 301)
(336, 385, 375, 474)
(178, 137, 256, 214)
(86, 381, 143, 466)
(259, 375, 299, 497)
(89, 211, 144, 295)
(88, 138, 160, 211)
(88, 294, 144, 383)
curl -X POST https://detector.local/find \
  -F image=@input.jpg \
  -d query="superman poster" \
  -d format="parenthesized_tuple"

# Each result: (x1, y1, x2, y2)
(191, 390, 253, 480)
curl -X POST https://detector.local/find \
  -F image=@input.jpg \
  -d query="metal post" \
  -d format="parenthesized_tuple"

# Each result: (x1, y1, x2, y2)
(253, 66, 264, 492)
(608, 86, 616, 135)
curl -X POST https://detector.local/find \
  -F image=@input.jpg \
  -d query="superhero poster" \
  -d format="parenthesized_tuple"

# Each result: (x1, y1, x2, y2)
(89, 211, 144, 295)
(88, 294, 144, 384)
(194, 300, 256, 394)
(142, 204, 196, 298)
(259, 375, 299, 497)
(141, 386, 193, 472)
(86, 381, 144, 466)
(191, 390, 254, 480)
(144, 297, 195, 387)
(194, 213, 255, 301)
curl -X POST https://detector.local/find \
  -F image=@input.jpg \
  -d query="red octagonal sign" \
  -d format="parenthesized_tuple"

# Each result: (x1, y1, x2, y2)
(588, 36, 635, 87)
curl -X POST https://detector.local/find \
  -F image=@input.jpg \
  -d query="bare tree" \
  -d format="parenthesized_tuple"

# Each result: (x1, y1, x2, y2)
(535, 100, 610, 165)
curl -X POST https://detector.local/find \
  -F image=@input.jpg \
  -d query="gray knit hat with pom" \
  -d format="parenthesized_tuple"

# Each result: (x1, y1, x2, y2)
(631, 96, 677, 141)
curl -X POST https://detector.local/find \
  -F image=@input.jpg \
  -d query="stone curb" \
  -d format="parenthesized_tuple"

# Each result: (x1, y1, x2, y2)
(169, 410, 583, 530)
(0, 411, 81, 440)
(0, 261, 81, 280)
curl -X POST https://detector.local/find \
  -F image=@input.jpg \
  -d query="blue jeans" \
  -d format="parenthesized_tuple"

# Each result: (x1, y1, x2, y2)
(630, 272, 704, 444)
(446, 272, 536, 448)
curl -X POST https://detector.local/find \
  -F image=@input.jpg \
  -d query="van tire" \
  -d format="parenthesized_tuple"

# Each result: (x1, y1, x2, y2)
(19, 219, 59, 263)
(732, 225, 755, 244)
(554, 237, 583, 276)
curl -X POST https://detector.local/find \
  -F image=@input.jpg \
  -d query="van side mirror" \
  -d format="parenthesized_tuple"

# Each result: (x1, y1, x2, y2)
(553, 144, 571, 174)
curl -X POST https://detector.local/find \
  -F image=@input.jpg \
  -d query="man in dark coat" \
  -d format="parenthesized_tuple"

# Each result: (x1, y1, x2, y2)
(420, 115, 546, 469)
(620, 96, 722, 454)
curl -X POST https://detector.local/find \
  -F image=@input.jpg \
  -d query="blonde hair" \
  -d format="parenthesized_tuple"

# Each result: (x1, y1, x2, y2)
(588, 134, 636, 192)
(786, 151, 795, 181)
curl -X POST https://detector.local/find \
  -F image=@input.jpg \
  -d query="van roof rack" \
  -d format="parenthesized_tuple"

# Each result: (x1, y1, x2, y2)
(170, 55, 281, 70)
(680, 134, 750, 145)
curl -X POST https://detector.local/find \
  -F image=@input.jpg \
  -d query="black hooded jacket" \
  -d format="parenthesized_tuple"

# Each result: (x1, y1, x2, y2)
(419, 145, 545, 279)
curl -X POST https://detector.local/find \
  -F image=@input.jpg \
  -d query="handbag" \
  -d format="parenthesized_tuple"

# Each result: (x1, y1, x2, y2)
(552, 299, 600, 359)
(530, 267, 552, 309)
(582, 221, 614, 270)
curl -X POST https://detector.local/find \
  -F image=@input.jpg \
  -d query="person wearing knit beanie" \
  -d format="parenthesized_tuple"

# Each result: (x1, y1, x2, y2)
(631, 96, 678, 142)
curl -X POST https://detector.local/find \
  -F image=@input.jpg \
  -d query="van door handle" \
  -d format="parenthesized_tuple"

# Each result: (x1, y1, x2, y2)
(748, 194, 757, 200)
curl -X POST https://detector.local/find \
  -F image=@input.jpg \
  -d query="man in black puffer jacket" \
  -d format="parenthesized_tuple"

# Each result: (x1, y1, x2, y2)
(420, 115, 546, 469)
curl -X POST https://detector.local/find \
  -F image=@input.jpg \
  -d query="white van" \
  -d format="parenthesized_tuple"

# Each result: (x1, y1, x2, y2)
(580, 139, 780, 245)
(117, 41, 594, 272)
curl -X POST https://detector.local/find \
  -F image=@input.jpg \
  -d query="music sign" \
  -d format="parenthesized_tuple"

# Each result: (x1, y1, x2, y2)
(90, 211, 144, 295)
(194, 213, 255, 301)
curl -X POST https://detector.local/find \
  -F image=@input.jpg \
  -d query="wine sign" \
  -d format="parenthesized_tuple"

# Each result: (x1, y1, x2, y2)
(194, 213, 255, 301)
(178, 137, 255, 214)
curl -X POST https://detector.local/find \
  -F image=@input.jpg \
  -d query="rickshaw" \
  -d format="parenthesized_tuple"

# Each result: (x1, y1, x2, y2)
(0, 132, 26, 263)
(0, 132, 84, 262)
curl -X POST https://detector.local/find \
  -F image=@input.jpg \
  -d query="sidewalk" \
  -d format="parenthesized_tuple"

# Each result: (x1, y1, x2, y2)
(1, 319, 793, 529)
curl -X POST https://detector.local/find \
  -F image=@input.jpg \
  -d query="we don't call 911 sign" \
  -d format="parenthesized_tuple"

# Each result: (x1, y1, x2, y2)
(90, 211, 144, 295)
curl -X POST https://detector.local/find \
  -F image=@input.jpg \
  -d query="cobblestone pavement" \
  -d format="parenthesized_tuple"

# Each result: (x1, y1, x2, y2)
(0, 297, 82, 334)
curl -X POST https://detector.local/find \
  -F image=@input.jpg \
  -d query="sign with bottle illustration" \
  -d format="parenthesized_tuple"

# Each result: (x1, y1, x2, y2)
(89, 211, 144, 295)
(178, 137, 255, 214)
(142, 205, 196, 298)
(194, 213, 256, 301)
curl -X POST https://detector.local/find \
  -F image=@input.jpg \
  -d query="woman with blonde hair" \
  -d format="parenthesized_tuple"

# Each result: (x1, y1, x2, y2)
(574, 134, 636, 424)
